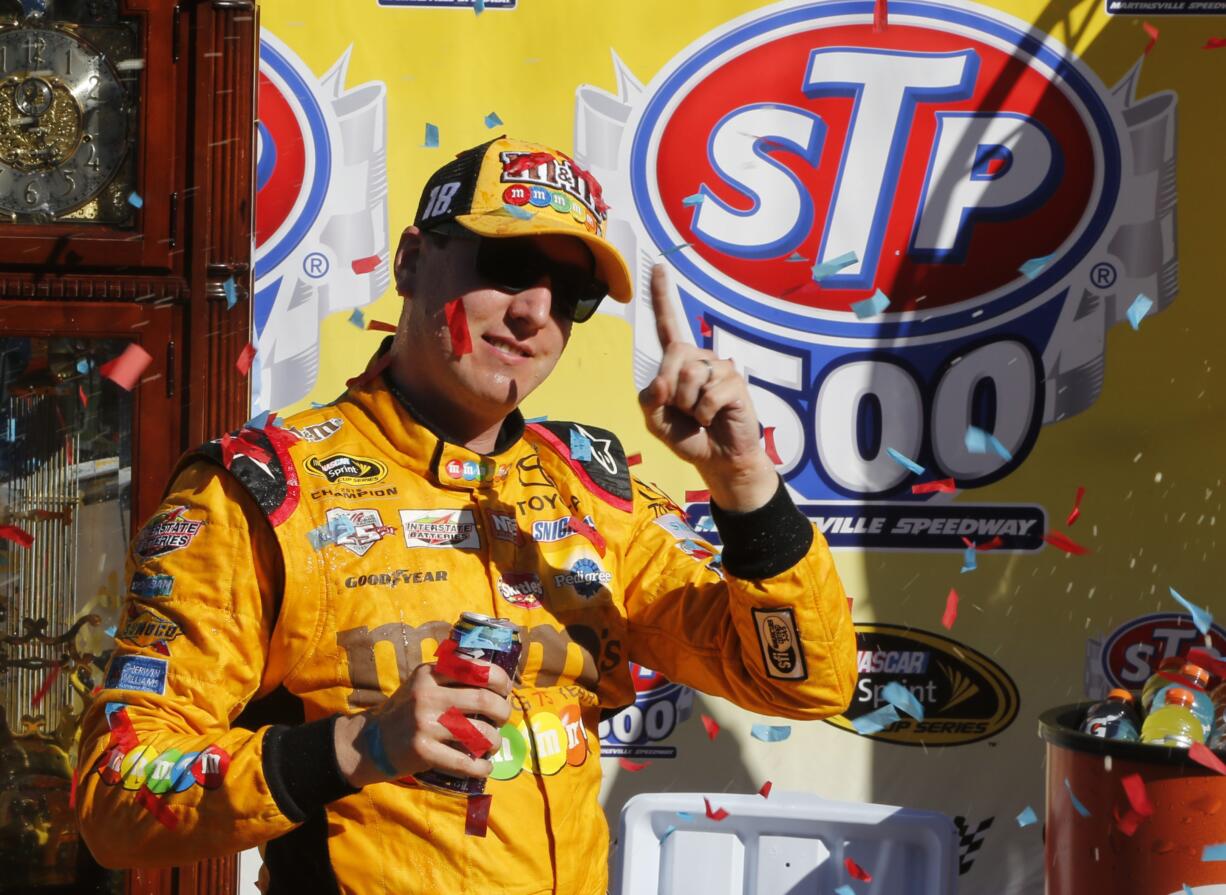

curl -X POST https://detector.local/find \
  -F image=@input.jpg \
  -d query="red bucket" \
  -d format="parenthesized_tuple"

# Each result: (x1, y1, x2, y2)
(1040, 703, 1226, 894)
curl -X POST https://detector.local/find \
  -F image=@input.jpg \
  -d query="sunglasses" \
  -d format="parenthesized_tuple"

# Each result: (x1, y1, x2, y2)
(427, 224, 607, 323)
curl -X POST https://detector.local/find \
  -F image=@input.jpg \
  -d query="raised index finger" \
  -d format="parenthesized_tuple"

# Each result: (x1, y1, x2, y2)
(650, 263, 681, 350)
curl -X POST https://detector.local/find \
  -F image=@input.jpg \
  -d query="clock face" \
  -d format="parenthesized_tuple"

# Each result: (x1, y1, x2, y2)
(0, 25, 135, 223)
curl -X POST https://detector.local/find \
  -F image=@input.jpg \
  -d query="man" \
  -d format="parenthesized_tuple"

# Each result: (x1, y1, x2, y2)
(77, 136, 856, 894)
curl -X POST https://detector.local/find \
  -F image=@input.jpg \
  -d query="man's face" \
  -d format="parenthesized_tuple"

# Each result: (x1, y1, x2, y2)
(394, 227, 589, 426)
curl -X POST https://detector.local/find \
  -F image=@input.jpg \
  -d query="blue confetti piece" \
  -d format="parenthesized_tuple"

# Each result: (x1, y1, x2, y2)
(458, 623, 514, 652)
(836, 886, 857, 895)
(525, 415, 549, 424)
(851, 288, 890, 319)
(6, 419, 15, 442)
(310, 402, 329, 409)
(1016, 806, 1038, 827)
(1064, 778, 1091, 817)
(810, 250, 858, 282)
(989, 434, 1012, 461)
(694, 515, 716, 532)
(1127, 293, 1154, 331)
(1169, 586, 1213, 636)
(473, 0, 484, 12)
(104, 625, 117, 638)
(660, 242, 691, 256)
(76, 358, 92, 374)
(881, 681, 925, 720)
(243, 410, 272, 431)
(348, 308, 366, 329)
(1203, 843, 1226, 861)
(750, 724, 792, 742)
(965, 426, 1012, 459)
(885, 447, 925, 475)
(681, 192, 705, 207)
(484, 111, 503, 129)
(784, 252, 808, 262)
(961, 545, 977, 574)
(1018, 254, 1052, 279)
(423, 123, 440, 148)
(675, 811, 695, 821)
(660, 824, 676, 841)
(1184, 886, 1195, 895)
(103, 702, 127, 723)
(570, 428, 593, 461)
(127, 191, 143, 209)
(223, 276, 237, 310)
(851, 704, 900, 735)
(306, 527, 331, 550)
(502, 203, 534, 220)
(329, 516, 356, 539)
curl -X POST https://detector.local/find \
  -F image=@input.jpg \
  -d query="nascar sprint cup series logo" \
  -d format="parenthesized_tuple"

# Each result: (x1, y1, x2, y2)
(254, 32, 389, 413)
(575, 0, 1177, 551)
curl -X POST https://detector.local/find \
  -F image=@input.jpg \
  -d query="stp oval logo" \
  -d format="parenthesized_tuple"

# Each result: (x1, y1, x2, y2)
(629, 0, 1119, 340)
(1100, 613, 1226, 691)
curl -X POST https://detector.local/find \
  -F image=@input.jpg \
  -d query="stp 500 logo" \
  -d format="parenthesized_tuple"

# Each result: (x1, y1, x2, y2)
(580, 0, 1176, 549)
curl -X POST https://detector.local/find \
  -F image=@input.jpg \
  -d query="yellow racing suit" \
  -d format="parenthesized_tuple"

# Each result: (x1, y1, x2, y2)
(76, 368, 857, 895)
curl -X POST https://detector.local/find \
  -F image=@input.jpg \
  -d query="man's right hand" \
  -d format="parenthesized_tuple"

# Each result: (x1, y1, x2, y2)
(333, 657, 513, 788)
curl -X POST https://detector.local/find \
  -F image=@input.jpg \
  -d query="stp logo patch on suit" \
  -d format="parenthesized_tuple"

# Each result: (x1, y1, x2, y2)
(576, 0, 1177, 552)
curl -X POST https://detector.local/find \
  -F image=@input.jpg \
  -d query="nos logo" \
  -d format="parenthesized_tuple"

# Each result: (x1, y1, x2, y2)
(600, 0, 1175, 519)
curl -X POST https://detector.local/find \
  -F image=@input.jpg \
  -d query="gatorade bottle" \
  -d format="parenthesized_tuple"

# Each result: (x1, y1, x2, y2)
(1141, 656, 1186, 713)
(1152, 664, 1214, 739)
(1140, 688, 1205, 747)
(1079, 688, 1141, 741)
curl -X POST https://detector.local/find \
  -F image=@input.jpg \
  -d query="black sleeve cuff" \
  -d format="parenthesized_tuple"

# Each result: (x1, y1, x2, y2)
(709, 476, 813, 580)
(263, 716, 359, 823)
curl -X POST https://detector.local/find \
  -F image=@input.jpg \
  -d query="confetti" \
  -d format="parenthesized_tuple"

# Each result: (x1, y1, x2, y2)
(348, 308, 366, 329)
(785, 252, 807, 262)
(851, 704, 899, 735)
(618, 758, 650, 772)
(1018, 254, 1053, 279)
(700, 714, 719, 741)
(751, 724, 792, 742)
(811, 250, 858, 282)
(570, 428, 593, 461)
(31, 664, 60, 707)
(445, 299, 473, 356)
(835, 888, 856, 895)
(763, 427, 782, 465)
(697, 315, 712, 338)
(1169, 586, 1213, 636)
(75, 357, 92, 374)
(1143, 21, 1159, 55)
(1016, 806, 1038, 827)
(367, 319, 398, 333)
(525, 415, 548, 424)
(942, 588, 959, 630)
(473, 0, 485, 13)
(912, 478, 957, 494)
(1127, 293, 1154, 330)
(0, 525, 34, 548)
(659, 824, 676, 841)
(685, 490, 710, 503)
(704, 797, 728, 821)
(1188, 648, 1226, 681)
(873, 0, 888, 31)
(235, 342, 256, 377)
(244, 410, 272, 430)
(1121, 773, 1154, 818)
(1204, 37, 1226, 49)
(626, 453, 642, 467)
(223, 276, 238, 309)
(78, 384, 88, 408)
(439, 706, 494, 758)
(1043, 531, 1090, 556)
(568, 515, 606, 558)
(1203, 843, 1226, 861)
(1067, 485, 1086, 526)
(1117, 807, 1146, 837)
(116, 58, 146, 71)
(127, 191, 143, 208)
(501, 203, 534, 220)
(351, 255, 381, 274)
(675, 811, 695, 821)
(435, 639, 491, 686)
(137, 786, 178, 829)
(99, 343, 154, 390)
(964, 426, 1012, 460)
(1064, 778, 1091, 817)
(851, 288, 890, 319)
(484, 111, 503, 129)
(661, 242, 692, 256)
(961, 545, 977, 574)
(681, 192, 705, 207)
(759, 780, 773, 798)
(423, 123, 440, 148)
(844, 857, 873, 882)
(885, 447, 924, 475)
(465, 794, 493, 837)
(881, 681, 924, 720)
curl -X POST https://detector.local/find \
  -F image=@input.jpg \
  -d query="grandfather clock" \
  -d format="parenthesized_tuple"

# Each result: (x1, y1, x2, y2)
(0, 1, 257, 893)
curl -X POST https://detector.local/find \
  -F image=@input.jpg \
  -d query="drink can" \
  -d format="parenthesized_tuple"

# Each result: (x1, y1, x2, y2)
(413, 612, 522, 796)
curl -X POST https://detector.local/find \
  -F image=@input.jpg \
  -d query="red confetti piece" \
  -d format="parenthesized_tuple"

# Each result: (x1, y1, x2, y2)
(873, 0, 888, 31)
(1204, 37, 1226, 49)
(366, 319, 398, 333)
(137, 786, 179, 830)
(98, 343, 154, 391)
(351, 255, 381, 274)
(911, 478, 956, 494)
(568, 516, 607, 558)
(345, 351, 393, 390)
(235, 342, 256, 377)
(1121, 773, 1154, 817)
(31, 664, 60, 707)
(700, 714, 719, 741)
(962, 536, 1003, 552)
(697, 315, 712, 338)
(105, 708, 138, 752)
(78, 384, 88, 408)
(763, 427, 782, 465)
(1188, 648, 1226, 681)
(626, 453, 642, 467)
(758, 780, 772, 799)
(845, 857, 873, 882)
(69, 768, 78, 810)
(942, 588, 959, 630)
(445, 299, 473, 356)
(1043, 531, 1090, 556)
(1067, 485, 1086, 526)
(434, 638, 490, 686)
(0, 525, 33, 549)
(439, 706, 494, 758)
(465, 793, 493, 837)
(1190, 743, 1226, 775)
(704, 797, 729, 821)
(1143, 21, 1159, 54)
(1116, 806, 1145, 837)
(618, 758, 650, 772)
(685, 490, 710, 503)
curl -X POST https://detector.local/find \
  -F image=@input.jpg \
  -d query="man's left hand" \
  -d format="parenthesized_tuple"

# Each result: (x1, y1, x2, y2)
(638, 263, 778, 512)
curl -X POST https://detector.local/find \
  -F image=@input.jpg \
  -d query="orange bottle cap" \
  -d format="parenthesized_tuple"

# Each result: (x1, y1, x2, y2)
(1164, 688, 1196, 707)
(1107, 688, 1135, 702)
(1181, 664, 1211, 689)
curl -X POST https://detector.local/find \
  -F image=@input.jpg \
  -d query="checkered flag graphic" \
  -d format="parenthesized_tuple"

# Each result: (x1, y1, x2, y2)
(953, 815, 995, 876)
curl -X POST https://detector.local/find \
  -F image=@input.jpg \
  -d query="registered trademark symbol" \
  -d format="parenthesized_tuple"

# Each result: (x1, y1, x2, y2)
(1090, 262, 1116, 289)
(303, 251, 330, 279)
